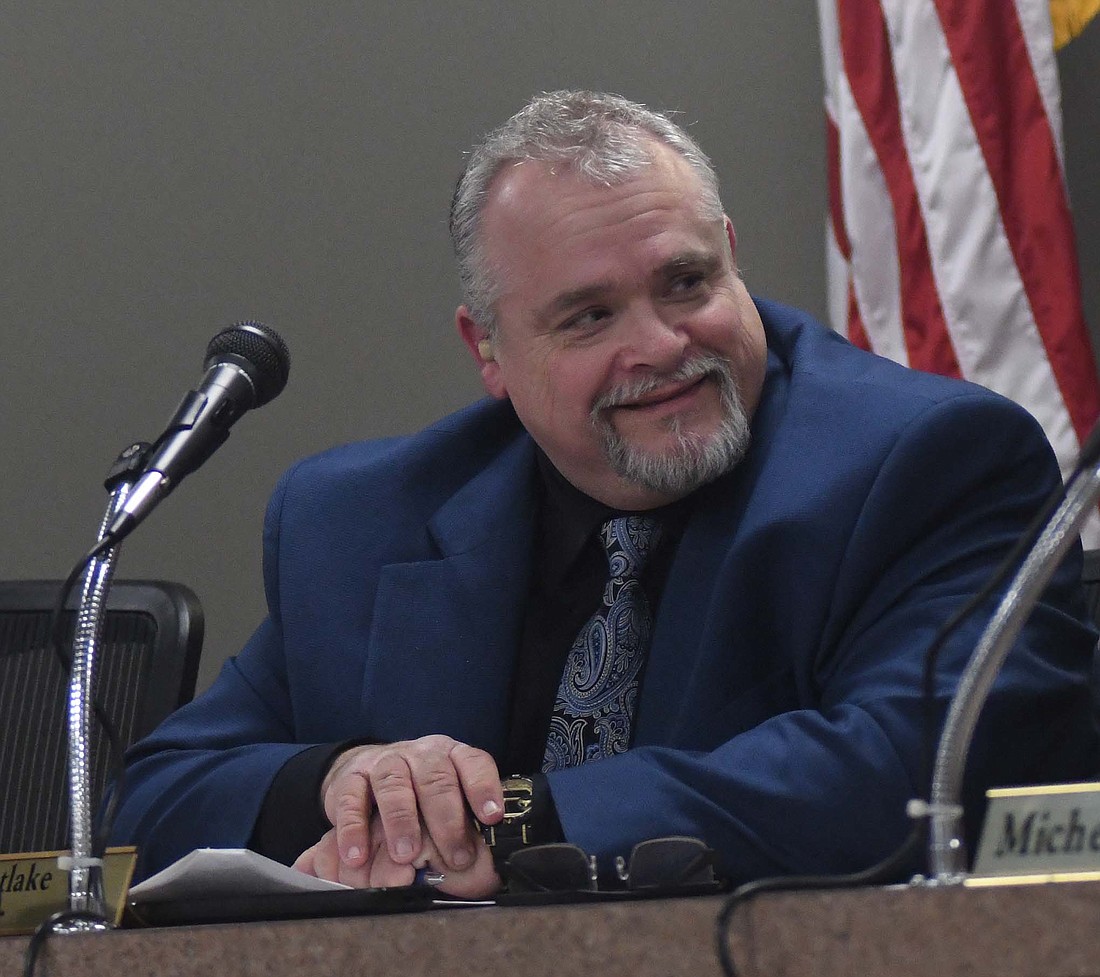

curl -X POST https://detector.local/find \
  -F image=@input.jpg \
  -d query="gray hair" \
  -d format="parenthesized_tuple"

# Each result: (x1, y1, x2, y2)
(449, 90, 725, 332)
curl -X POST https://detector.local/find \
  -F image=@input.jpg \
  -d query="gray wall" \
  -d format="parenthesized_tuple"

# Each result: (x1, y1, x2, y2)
(1, 4, 1095, 692)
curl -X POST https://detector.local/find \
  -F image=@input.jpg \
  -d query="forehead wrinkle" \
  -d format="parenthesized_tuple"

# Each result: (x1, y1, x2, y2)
(481, 147, 724, 324)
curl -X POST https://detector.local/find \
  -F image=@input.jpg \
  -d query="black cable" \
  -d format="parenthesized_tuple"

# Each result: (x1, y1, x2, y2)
(23, 911, 110, 977)
(916, 468, 1074, 797)
(47, 535, 115, 671)
(715, 455, 1088, 977)
(715, 823, 925, 977)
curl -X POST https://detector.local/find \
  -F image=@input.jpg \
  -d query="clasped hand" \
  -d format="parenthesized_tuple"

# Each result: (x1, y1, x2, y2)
(293, 734, 505, 898)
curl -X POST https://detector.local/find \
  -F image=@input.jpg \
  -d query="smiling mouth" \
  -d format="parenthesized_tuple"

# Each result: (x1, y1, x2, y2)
(616, 375, 709, 411)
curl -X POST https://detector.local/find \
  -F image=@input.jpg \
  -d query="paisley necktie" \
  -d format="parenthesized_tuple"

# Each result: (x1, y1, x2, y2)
(543, 515, 661, 771)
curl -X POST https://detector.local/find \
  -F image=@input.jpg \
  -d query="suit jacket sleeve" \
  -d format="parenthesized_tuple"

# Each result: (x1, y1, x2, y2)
(110, 409, 535, 881)
(546, 389, 1098, 885)
(109, 466, 324, 880)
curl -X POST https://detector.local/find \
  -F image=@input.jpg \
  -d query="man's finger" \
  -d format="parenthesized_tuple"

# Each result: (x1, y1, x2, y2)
(329, 770, 373, 866)
(405, 740, 476, 871)
(369, 751, 423, 864)
(367, 846, 418, 889)
(296, 829, 342, 882)
(337, 853, 374, 889)
(451, 742, 504, 825)
(292, 845, 317, 877)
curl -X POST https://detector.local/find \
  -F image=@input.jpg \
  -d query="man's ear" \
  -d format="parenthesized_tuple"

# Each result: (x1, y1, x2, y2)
(456, 306, 508, 399)
(724, 215, 738, 263)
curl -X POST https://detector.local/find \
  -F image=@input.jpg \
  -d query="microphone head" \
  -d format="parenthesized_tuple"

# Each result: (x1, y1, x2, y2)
(204, 321, 291, 407)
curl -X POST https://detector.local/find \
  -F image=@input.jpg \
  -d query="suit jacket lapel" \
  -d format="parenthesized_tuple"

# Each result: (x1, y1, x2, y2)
(636, 348, 791, 744)
(360, 436, 538, 755)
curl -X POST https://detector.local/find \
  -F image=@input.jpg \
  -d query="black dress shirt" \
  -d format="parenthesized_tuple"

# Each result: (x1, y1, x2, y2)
(503, 451, 689, 772)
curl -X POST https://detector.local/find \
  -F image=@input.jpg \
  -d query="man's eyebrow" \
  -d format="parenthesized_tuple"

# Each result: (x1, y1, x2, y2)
(536, 282, 615, 323)
(660, 250, 723, 276)
(534, 250, 725, 323)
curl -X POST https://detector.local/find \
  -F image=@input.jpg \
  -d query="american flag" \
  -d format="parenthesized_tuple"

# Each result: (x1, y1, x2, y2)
(818, 0, 1100, 544)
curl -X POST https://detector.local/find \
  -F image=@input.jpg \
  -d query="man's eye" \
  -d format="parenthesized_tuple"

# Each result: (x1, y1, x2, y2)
(561, 308, 611, 332)
(669, 273, 706, 295)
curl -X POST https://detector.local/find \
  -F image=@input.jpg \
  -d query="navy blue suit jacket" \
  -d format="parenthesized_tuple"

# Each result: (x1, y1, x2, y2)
(112, 299, 1098, 883)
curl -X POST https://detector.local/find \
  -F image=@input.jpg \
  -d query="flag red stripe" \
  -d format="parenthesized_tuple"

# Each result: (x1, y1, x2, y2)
(934, 0, 1100, 440)
(825, 115, 852, 262)
(847, 279, 871, 350)
(837, 0, 962, 378)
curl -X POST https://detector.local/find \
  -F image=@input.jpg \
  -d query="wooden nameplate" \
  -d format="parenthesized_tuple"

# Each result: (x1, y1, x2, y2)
(0, 847, 136, 936)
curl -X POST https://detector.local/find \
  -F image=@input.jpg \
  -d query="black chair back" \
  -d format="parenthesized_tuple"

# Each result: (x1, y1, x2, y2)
(0, 579, 203, 854)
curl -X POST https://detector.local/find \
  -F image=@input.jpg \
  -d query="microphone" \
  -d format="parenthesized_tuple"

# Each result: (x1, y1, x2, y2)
(106, 320, 290, 543)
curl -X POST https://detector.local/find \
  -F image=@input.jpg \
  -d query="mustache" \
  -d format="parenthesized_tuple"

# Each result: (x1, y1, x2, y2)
(591, 354, 733, 414)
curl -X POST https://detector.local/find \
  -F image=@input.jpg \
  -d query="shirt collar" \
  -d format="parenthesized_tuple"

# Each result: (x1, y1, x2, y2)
(534, 449, 693, 585)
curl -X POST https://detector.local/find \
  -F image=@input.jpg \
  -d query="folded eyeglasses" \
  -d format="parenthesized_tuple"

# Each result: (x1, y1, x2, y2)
(502, 835, 721, 896)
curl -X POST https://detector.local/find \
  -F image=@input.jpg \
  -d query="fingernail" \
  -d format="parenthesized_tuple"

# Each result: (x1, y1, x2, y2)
(451, 847, 473, 869)
(482, 800, 501, 818)
(395, 838, 414, 858)
(346, 846, 361, 861)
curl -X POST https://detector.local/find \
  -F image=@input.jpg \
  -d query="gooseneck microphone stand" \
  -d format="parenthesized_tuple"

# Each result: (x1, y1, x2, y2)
(55, 445, 149, 932)
(928, 449, 1100, 882)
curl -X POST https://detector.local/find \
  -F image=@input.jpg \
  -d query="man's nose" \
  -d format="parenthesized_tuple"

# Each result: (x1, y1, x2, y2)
(619, 306, 688, 370)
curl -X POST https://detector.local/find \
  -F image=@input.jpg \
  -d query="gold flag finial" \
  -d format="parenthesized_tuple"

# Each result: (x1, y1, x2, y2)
(1051, 0, 1100, 49)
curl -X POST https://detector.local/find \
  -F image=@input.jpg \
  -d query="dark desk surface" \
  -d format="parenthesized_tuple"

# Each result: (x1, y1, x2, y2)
(4, 880, 1100, 977)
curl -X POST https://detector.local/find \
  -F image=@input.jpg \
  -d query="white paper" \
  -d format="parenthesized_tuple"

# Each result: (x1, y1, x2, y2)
(128, 848, 350, 903)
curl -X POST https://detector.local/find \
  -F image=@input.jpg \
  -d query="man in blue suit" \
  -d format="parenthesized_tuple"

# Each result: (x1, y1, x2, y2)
(112, 91, 1097, 896)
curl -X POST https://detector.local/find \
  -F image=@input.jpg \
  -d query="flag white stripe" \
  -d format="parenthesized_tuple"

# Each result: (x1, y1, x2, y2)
(819, 0, 909, 361)
(819, 0, 851, 339)
(1012, 0, 1066, 174)
(835, 68, 908, 365)
(824, 219, 850, 341)
(878, 0, 1081, 492)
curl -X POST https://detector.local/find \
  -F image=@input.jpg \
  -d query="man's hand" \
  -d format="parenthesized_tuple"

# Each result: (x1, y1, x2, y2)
(294, 814, 502, 899)
(311, 734, 504, 880)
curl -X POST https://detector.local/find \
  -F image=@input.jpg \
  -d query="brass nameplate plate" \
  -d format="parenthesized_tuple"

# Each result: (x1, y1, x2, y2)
(972, 782, 1100, 881)
(0, 847, 137, 936)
